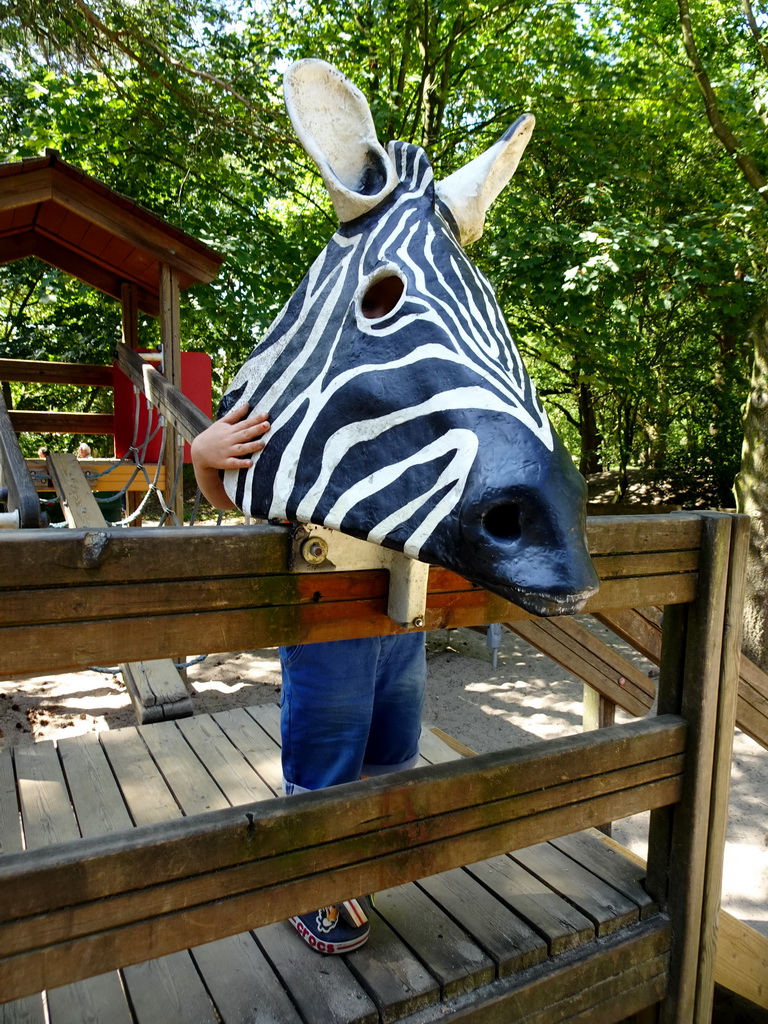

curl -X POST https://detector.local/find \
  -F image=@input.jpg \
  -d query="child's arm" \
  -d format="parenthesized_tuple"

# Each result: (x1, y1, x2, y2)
(191, 404, 270, 510)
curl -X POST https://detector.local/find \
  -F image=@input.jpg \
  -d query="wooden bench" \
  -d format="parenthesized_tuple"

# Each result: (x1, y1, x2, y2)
(0, 511, 754, 1022)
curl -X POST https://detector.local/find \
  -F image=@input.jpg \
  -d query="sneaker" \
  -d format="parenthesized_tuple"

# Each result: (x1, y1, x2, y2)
(289, 897, 371, 954)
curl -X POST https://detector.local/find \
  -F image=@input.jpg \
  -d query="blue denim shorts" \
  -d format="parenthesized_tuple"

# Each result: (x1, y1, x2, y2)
(279, 632, 426, 794)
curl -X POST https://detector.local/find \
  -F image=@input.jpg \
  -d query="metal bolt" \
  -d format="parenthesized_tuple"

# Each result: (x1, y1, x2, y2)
(412, 616, 425, 628)
(301, 536, 328, 565)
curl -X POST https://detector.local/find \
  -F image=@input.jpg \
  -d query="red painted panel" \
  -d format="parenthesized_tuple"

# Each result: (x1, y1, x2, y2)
(112, 351, 212, 464)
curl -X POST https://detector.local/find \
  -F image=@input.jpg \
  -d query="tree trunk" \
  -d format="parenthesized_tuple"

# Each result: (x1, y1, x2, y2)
(650, 388, 670, 469)
(734, 304, 768, 672)
(615, 396, 637, 502)
(578, 379, 603, 476)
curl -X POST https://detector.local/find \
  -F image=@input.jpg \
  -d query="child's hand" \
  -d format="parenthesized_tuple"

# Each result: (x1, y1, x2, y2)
(191, 404, 270, 510)
(192, 404, 270, 472)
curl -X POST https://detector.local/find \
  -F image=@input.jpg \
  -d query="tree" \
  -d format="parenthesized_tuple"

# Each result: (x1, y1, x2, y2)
(0, 0, 760, 518)
(463, 1, 759, 501)
(666, 0, 768, 669)
(261, 0, 758, 498)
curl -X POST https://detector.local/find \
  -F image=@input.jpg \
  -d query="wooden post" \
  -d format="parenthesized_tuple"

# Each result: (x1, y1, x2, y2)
(583, 684, 616, 836)
(582, 684, 616, 731)
(158, 265, 186, 677)
(693, 513, 750, 1022)
(120, 282, 142, 524)
(650, 514, 734, 1024)
(0, 387, 41, 529)
(645, 602, 688, 910)
(120, 282, 139, 352)
(158, 264, 184, 526)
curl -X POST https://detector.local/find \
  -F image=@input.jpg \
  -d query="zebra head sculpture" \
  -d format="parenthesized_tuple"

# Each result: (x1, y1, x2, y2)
(220, 59, 599, 616)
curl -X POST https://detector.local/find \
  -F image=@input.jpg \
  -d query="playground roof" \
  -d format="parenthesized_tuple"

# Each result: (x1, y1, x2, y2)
(0, 149, 224, 315)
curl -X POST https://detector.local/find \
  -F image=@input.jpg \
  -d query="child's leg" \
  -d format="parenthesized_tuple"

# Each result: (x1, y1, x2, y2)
(280, 632, 426, 955)
(279, 633, 426, 792)
(279, 637, 380, 793)
(363, 632, 426, 777)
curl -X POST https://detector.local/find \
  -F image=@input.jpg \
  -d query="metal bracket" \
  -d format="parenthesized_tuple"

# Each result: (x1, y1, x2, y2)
(289, 524, 429, 628)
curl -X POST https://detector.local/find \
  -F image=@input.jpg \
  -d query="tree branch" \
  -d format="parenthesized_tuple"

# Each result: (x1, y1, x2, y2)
(69, 0, 262, 125)
(743, 0, 768, 74)
(677, 0, 768, 199)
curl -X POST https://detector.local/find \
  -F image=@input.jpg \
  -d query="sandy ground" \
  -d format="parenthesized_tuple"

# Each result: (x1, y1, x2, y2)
(1, 622, 766, 939)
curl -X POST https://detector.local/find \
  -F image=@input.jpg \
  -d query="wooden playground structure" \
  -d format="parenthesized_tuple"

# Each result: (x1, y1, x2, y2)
(2, 155, 768, 1024)
(2, 497, 768, 1023)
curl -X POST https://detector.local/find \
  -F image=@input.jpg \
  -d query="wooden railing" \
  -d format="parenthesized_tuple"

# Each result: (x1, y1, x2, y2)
(1, 514, 704, 677)
(0, 348, 193, 526)
(0, 356, 115, 437)
(0, 347, 759, 1021)
(0, 509, 751, 1023)
(0, 357, 113, 387)
(0, 356, 117, 528)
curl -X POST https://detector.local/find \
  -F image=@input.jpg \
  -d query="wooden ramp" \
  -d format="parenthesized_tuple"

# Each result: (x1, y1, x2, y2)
(595, 607, 768, 752)
(1, 709, 669, 1024)
(46, 452, 192, 724)
(508, 608, 768, 751)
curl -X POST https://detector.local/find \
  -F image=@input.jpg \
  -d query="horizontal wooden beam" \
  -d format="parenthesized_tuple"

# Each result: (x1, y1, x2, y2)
(0, 516, 705, 674)
(586, 514, 702, 557)
(0, 358, 112, 387)
(0, 580, 696, 676)
(8, 410, 114, 435)
(26, 459, 165, 493)
(0, 561, 701, 634)
(436, 919, 669, 1024)
(0, 515, 704, 590)
(0, 522, 290, 588)
(0, 716, 684, 1000)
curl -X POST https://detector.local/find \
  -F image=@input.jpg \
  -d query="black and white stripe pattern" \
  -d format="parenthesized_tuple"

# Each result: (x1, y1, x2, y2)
(220, 56, 598, 616)
(221, 142, 552, 563)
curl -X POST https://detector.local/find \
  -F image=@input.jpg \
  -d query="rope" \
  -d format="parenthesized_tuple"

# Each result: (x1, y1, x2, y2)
(117, 415, 169, 526)
(155, 430, 184, 526)
(91, 653, 208, 675)
(37, 383, 162, 519)
(188, 486, 203, 526)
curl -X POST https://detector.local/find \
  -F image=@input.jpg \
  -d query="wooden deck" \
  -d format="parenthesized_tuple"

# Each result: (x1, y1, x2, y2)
(0, 707, 666, 1024)
(0, 510, 758, 1022)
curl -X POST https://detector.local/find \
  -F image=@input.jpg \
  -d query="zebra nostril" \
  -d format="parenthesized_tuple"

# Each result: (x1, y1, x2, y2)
(482, 502, 522, 542)
(361, 274, 404, 319)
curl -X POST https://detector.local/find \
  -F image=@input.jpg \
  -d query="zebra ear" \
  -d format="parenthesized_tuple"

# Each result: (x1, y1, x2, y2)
(435, 114, 535, 246)
(284, 59, 400, 224)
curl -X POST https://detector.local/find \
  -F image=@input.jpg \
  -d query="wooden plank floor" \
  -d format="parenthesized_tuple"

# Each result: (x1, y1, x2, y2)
(0, 708, 662, 1024)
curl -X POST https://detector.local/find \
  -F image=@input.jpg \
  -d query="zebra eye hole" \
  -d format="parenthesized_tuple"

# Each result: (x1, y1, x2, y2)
(483, 503, 522, 542)
(360, 274, 404, 320)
